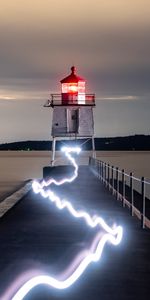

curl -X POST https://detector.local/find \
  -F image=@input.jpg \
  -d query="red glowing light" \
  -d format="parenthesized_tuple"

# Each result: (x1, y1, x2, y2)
(78, 81, 85, 94)
(62, 83, 78, 94)
(61, 67, 85, 95)
(68, 83, 78, 93)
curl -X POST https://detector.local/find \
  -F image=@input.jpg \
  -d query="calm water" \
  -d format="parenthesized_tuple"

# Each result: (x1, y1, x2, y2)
(96, 151, 150, 199)
(0, 151, 150, 198)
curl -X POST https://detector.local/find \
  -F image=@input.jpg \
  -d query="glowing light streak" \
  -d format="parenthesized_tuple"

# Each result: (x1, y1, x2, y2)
(12, 228, 122, 300)
(11, 146, 123, 300)
(34, 147, 81, 190)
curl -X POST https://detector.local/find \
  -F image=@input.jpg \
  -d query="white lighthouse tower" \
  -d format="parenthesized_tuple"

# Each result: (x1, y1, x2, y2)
(45, 66, 95, 166)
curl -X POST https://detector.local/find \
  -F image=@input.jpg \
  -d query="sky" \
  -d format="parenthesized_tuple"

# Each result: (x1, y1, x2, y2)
(0, 0, 150, 142)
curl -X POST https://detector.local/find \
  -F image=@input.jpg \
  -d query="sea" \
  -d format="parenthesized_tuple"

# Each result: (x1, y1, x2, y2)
(0, 151, 150, 199)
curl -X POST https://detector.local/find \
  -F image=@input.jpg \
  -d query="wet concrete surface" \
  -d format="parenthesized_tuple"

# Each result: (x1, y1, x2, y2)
(0, 166, 150, 299)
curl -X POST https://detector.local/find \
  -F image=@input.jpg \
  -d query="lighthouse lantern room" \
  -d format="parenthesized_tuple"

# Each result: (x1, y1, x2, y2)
(61, 66, 86, 105)
(45, 66, 95, 165)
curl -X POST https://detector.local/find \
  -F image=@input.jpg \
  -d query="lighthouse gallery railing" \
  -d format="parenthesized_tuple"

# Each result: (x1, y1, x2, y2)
(49, 94, 95, 106)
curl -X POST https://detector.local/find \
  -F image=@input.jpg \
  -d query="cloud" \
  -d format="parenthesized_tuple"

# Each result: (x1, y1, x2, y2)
(0, 0, 150, 143)
(0, 96, 16, 101)
(97, 96, 138, 101)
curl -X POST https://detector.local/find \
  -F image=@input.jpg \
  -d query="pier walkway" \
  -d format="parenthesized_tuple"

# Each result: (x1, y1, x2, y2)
(0, 166, 150, 299)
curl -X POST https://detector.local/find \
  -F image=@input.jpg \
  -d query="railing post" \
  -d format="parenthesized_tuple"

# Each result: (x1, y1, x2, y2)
(105, 163, 107, 186)
(97, 160, 99, 178)
(108, 164, 110, 191)
(100, 161, 102, 180)
(130, 172, 134, 216)
(112, 166, 114, 195)
(141, 177, 145, 229)
(101, 161, 104, 183)
(95, 159, 97, 175)
(97, 160, 100, 179)
(93, 158, 95, 171)
(103, 162, 105, 184)
(116, 167, 119, 200)
(122, 169, 125, 207)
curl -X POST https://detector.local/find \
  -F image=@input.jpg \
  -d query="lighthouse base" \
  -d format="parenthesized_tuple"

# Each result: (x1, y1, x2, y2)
(43, 165, 74, 179)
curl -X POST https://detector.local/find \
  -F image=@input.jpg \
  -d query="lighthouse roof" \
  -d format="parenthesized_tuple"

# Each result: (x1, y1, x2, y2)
(60, 66, 85, 83)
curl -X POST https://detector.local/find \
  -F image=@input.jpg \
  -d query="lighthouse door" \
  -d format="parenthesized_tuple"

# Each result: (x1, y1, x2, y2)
(67, 109, 78, 133)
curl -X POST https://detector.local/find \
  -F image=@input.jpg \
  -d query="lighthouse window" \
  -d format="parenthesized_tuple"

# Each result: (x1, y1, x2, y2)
(62, 83, 68, 93)
(62, 83, 78, 94)
(68, 83, 78, 93)
(78, 81, 85, 93)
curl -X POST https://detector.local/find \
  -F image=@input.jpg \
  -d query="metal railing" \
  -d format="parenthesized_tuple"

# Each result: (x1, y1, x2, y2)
(89, 157, 150, 229)
(47, 94, 95, 106)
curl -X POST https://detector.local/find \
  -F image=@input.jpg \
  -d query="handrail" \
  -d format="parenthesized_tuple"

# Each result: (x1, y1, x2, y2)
(48, 93, 95, 106)
(89, 156, 150, 229)
(90, 157, 150, 185)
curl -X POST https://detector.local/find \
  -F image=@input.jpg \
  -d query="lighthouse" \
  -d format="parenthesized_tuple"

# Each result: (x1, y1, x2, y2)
(45, 66, 95, 165)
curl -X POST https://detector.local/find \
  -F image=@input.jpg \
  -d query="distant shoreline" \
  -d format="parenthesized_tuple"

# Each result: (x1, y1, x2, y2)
(0, 135, 150, 151)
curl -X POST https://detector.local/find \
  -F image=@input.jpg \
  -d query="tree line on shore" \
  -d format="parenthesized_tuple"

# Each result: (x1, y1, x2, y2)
(0, 135, 150, 151)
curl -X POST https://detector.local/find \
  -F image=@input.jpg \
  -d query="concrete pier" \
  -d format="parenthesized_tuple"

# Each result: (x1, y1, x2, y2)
(0, 166, 150, 299)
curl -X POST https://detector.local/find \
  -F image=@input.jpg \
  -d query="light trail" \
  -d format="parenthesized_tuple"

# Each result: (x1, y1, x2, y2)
(36, 146, 81, 189)
(11, 146, 123, 300)
(12, 228, 122, 300)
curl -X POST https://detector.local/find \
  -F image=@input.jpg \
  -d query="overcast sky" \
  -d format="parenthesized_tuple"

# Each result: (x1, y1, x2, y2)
(0, 0, 150, 142)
